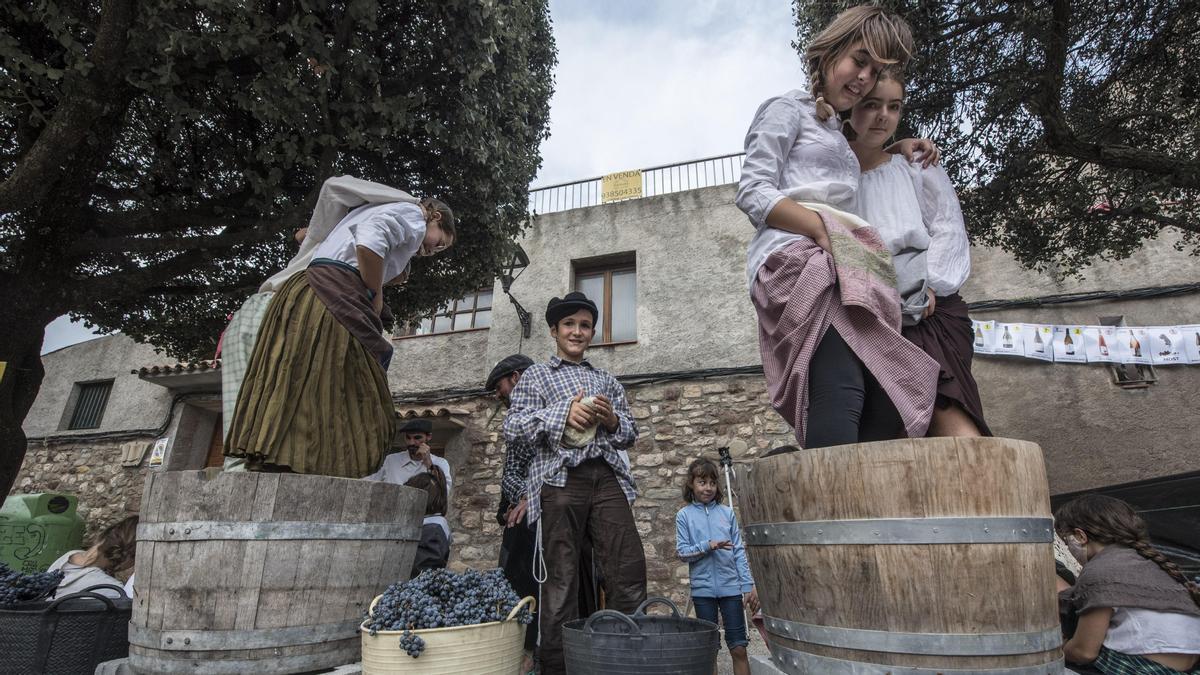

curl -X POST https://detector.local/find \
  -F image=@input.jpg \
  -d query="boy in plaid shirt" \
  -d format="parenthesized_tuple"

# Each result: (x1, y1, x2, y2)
(503, 291, 646, 675)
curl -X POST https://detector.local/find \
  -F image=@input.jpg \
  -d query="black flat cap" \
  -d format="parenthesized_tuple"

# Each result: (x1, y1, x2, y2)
(398, 418, 433, 434)
(486, 354, 535, 391)
(545, 291, 598, 327)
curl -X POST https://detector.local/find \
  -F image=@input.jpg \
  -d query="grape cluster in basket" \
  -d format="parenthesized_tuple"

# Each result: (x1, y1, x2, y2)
(0, 562, 64, 605)
(398, 630, 425, 657)
(365, 568, 532, 659)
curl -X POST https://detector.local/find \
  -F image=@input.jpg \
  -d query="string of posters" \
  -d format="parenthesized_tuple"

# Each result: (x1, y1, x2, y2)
(971, 321, 1200, 366)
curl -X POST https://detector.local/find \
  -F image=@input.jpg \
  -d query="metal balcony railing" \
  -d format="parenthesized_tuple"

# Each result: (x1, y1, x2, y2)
(528, 152, 745, 215)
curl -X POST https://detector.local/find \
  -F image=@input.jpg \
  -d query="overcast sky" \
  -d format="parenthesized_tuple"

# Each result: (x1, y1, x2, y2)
(42, 0, 803, 355)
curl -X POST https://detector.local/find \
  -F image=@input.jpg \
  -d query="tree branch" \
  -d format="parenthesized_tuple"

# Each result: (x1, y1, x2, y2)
(1101, 207, 1200, 236)
(0, 0, 138, 213)
(72, 211, 301, 255)
(936, 10, 1019, 42)
(1029, 0, 1200, 188)
(84, 246, 233, 297)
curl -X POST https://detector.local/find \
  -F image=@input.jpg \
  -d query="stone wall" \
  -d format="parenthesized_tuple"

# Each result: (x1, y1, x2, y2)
(16, 437, 151, 540)
(442, 373, 792, 607)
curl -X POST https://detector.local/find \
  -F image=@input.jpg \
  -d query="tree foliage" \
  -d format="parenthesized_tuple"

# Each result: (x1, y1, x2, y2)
(0, 0, 555, 496)
(793, 0, 1199, 275)
(1, 0, 556, 359)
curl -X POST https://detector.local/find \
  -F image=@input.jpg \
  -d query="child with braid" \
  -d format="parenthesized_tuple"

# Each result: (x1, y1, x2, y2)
(1056, 495, 1200, 674)
(48, 515, 138, 599)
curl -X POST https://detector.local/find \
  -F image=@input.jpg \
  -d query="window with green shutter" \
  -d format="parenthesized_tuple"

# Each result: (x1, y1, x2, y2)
(67, 381, 113, 430)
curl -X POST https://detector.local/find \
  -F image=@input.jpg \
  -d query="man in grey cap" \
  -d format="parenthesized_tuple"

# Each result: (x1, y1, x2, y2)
(486, 354, 539, 672)
(364, 417, 453, 502)
(487, 354, 536, 526)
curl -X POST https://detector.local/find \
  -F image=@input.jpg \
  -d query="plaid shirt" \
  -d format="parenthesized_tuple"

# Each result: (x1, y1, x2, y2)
(502, 355, 639, 524)
(499, 435, 536, 507)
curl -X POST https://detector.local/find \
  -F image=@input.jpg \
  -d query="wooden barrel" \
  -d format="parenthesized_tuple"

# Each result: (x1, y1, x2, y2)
(128, 470, 424, 674)
(734, 438, 1063, 674)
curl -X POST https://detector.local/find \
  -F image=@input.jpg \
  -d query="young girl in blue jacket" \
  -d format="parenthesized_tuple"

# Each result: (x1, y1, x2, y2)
(676, 458, 759, 675)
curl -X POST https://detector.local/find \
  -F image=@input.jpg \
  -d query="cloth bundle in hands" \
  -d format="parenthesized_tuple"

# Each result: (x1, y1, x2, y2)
(561, 396, 598, 448)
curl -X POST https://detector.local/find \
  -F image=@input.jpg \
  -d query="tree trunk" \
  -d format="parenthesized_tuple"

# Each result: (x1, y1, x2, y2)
(0, 315, 51, 497)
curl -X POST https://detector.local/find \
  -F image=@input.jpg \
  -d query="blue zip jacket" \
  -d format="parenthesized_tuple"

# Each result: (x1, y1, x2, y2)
(675, 500, 754, 598)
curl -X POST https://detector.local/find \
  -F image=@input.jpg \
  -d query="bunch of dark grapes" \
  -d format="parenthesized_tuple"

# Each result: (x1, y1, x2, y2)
(398, 630, 425, 658)
(0, 563, 65, 606)
(365, 568, 533, 658)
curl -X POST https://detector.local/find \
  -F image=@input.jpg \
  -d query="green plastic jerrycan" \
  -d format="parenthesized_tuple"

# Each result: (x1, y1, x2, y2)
(0, 493, 85, 573)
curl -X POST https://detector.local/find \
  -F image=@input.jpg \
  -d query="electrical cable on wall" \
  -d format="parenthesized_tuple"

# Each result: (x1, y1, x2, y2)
(966, 282, 1200, 311)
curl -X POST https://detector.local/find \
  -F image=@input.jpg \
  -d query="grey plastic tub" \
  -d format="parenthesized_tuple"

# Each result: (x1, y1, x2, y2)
(562, 597, 720, 675)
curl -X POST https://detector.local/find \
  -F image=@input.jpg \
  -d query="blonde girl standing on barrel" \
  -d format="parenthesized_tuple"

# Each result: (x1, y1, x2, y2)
(736, 5, 941, 449)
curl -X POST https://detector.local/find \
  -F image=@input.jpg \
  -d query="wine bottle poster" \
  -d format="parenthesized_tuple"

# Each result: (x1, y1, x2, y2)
(1177, 325, 1200, 364)
(1148, 327, 1185, 365)
(1082, 326, 1118, 363)
(992, 322, 1024, 356)
(1021, 324, 1054, 362)
(1115, 328, 1152, 365)
(971, 319, 996, 354)
(1052, 326, 1087, 363)
(1180, 325, 1200, 364)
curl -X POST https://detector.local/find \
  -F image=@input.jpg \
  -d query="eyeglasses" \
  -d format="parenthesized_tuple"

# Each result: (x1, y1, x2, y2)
(417, 241, 450, 257)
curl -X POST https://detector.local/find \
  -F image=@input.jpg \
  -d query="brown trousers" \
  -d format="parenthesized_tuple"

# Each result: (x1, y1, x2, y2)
(538, 458, 647, 675)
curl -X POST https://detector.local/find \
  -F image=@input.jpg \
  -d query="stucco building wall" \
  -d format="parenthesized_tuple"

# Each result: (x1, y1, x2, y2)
(25, 335, 171, 438)
(16, 183, 1200, 554)
(391, 184, 1200, 499)
(18, 335, 227, 537)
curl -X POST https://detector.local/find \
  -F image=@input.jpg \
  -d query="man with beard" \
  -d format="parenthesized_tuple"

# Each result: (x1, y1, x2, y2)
(364, 418, 453, 503)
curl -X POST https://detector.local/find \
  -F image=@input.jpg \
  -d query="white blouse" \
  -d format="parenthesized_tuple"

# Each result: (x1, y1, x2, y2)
(736, 90, 861, 287)
(311, 201, 426, 284)
(857, 154, 971, 296)
(1104, 607, 1200, 655)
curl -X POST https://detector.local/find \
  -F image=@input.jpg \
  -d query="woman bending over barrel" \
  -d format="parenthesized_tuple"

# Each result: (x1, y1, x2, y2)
(846, 68, 991, 437)
(736, 5, 940, 448)
(1057, 495, 1200, 673)
(226, 189, 455, 477)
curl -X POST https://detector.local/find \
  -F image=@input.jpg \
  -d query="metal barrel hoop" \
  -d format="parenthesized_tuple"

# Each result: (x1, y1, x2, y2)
(744, 516, 1054, 546)
(761, 615, 1063, 656)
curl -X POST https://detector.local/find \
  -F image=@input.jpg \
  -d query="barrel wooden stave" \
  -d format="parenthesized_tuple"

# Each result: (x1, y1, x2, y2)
(737, 438, 1061, 672)
(129, 470, 424, 674)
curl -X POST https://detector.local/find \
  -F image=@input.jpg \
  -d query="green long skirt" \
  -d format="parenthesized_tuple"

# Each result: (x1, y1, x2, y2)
(225, 271, 394, 477)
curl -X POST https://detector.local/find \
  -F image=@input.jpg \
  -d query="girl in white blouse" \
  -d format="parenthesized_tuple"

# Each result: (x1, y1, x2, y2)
(736, 5, 943, 449)
(226, 192, 455, 478)
(848, 69, 991, 437)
